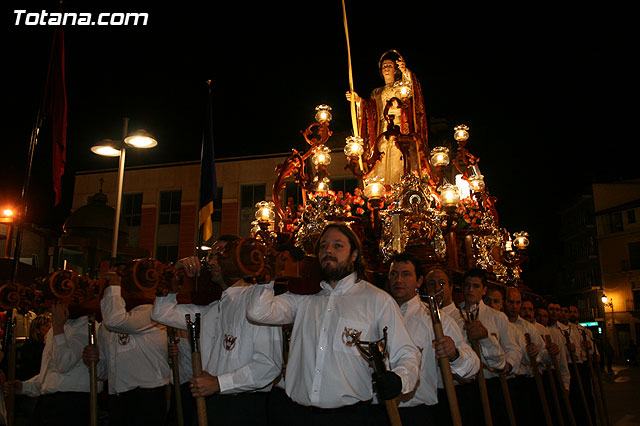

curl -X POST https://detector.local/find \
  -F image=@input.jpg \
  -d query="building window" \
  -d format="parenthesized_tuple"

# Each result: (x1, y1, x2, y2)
(156, 245, 178, 263)
(609, 212, 623, 233)
(629, 242, 640, 270)
(283, 181, 302, 208)
(628, 209, 636, 224)
(240, 184, 266, 237)
(331, 178, 359, 195)
(159, 190, 182, 225)
(121, 193, 143, 226)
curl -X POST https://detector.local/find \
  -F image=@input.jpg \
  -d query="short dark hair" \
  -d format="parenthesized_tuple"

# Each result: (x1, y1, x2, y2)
(463, 268, 487, 287)
(389, 252, 424, 278)
(314, 222, 365, 281)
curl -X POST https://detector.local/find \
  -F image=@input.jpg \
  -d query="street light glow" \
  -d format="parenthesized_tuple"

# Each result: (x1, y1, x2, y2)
(90, 145, 121, 157)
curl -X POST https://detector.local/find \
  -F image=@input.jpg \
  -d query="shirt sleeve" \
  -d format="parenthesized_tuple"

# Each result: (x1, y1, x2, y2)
(442, 312, 480, 380)
(246, 283, 300, 325)
(151, 293, 213, 330)
(496, 314, 522, 371)
(100, 286, 156, 334)
(50, 322, 85, 374)
(217, 324, 283, 393)
(379, 296, 421, 395)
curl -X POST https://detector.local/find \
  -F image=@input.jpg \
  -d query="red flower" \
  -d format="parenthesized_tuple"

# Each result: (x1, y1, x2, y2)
(356, 207, 364, 215)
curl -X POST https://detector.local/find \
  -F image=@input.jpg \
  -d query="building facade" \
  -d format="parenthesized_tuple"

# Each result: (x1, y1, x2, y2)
(69, 151, 358, 267)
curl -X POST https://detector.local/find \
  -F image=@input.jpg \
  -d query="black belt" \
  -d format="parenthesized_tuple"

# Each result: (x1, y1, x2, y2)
(294, 399, 372, 413)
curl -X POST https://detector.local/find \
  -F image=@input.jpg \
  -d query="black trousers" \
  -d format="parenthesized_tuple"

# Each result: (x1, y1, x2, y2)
(288, 399, 371, 426)
(370, 402, 435, 426)
(108, 385, 167, 426)
(569, 362, 595, 426)
(434, 382, 482, 426)
(165, 382, 197, 426)
(266, 386, 293, 426)
(205, 391, 269, 426)
(31, 392, 90, 426)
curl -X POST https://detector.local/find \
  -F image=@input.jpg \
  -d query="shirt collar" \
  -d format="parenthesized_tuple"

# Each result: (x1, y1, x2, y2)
(319, 272, 358, 295)
(400, 294, 421, 316)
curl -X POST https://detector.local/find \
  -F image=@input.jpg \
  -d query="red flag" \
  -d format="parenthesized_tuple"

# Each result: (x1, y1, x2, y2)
(43, 27, 67, 205)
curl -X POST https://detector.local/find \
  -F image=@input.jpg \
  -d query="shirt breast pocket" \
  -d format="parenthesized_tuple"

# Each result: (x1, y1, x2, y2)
(334, 317, 370, 355)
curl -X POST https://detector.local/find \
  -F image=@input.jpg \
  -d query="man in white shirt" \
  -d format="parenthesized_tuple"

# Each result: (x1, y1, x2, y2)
(151, 235, 283, 426)
(504, 288, 549, 426)
(567, 304, 597, 425)
(4, 303, 102, 426)
(437, 267, 506, 426)
(378, 254, 479, 426)
(82, 271, 171, 426)
(247, 222, 420, 425)
(459, 268, 521, 426)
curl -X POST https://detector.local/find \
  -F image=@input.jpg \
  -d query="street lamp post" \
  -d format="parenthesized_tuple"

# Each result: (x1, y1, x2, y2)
(602, 294, 618, 359)
(91, 117, 157, 260)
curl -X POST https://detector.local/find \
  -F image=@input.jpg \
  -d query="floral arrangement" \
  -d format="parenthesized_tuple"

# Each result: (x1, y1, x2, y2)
(306, 188, 369, 218)
(453, 196, 482, 229)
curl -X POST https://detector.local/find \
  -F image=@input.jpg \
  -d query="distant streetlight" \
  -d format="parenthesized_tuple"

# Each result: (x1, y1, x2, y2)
(91, 117, 157, 259)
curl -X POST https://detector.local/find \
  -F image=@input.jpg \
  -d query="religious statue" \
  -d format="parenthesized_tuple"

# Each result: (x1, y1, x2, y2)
(346, 50, 429, 185)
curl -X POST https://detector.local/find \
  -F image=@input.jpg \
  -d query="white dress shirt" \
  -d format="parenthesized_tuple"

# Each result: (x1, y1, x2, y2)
(456, 301, 521, 379)
(397, 296, 479, 407)
(509, 316, 549, 377)
(22, 316, 103, 396)
(151, 283, 282, 394)
(247, 272, 421, 409)
(546, 322, 571, 391)
(441, 301, 506, 375)
(97, 286, 170, 394)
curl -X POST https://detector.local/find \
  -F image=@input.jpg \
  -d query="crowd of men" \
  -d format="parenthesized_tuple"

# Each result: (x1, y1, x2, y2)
(1, 223, 603, 426)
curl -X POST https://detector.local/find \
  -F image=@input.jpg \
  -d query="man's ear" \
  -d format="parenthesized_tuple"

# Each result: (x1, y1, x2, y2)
(482, 286, 488, 296)
(417, 275, 424, 289)
(351, 250, 358, 263)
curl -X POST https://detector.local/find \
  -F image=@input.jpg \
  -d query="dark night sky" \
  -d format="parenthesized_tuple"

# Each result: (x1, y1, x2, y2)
(3, 1, 635, 291)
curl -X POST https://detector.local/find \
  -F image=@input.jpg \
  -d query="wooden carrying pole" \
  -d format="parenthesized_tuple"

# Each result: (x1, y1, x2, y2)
(498, 372, 517, 426)
(168, 327, 185, 426)
(461, 308, 493, 426)
(545, 335, 577, 426)
(425, 296, 462, 426)
(561, 330, 593, 426)
(88, 316, 99, 426)
(186, 314, 208, 426)
(524, 333, 553, 426)
(545, 368, 565, 426)
(581, 330, 609, 426)
(4, 317, 16, 426)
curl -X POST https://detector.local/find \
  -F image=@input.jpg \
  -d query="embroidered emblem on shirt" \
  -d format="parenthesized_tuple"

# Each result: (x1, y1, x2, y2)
(117, 333, 130, 346)
(223, 334, 237, 351)
(342, 327, 362, 347)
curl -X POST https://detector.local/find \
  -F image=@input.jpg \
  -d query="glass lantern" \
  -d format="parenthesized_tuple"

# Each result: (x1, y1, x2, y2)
(429, 146, 450, 168)
(513, 232, 530, 249)
(344, 136, 364, 158)
(254, 201, 276, 223)
(315, 105, 333, 123)
(363, 176, 385, 200)
(393, 80, 412, 98)
(469, 175, 485, 192)
(314, 176, 331, 192)
(453, 124, 470, 143)
(439, 183, 460, 210)
(312, 145, 332, 167)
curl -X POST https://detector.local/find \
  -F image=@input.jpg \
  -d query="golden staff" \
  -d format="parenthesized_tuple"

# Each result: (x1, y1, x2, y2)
(341, 0, 358, 139)
(524, 332, 553, 426)
(561, 329, 593, 426)
(341, 0, 365, 172)
(88, 315, 99, 426)
(186, 314, 208, 426)
(544, 335, 576, 426)
(168, 327, 185, 426)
